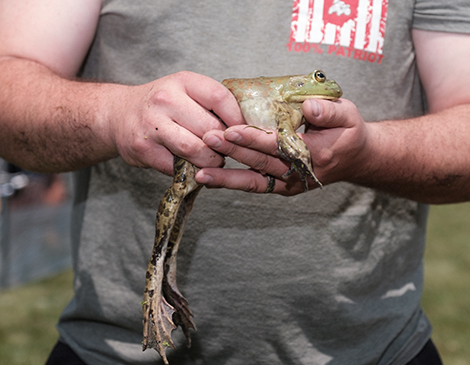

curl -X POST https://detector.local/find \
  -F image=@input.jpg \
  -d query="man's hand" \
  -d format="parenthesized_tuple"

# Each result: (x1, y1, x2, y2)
(0, 60, 243, 174)
(195, 98, 369, 196)
(197, 30, 470, 204)
(105, 71, 244, 175)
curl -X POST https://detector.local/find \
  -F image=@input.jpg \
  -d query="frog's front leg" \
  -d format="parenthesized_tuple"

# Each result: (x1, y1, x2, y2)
(275, 102, 323, 191)
(142, 156, 201, 364)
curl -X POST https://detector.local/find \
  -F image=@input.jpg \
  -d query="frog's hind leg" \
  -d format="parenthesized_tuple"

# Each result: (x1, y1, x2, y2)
(142, 157, 201, 364)
(163, 181, 202, 347)
(142, 186, 179, 363)
(276, 108, 323, 191)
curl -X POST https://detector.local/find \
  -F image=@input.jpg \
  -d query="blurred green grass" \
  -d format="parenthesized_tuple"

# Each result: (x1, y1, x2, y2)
(422, 203, 470, 365)
(0, 204, 469, 364)
(0, 269, 73, 365)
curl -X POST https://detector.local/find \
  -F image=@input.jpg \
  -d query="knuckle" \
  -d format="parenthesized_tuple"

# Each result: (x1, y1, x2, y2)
(211, 85, 233, 105)
(150, 89, 174, 107)
(244, 177, 263, 194)
(173, 70, 193, 81)
(171, 70, 200, 89)
(131, 136, 151, 157)
(249, 155, 271, 174)
(314, 148, 334, 169)
(175, 141, 199, 159)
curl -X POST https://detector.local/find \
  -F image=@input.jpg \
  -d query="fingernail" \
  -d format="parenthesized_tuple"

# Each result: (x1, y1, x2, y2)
(204, 135, 222, 148)
(195, 171, 213, 184)
(307, 99, 321, 117)
(225, 130, 242, 142)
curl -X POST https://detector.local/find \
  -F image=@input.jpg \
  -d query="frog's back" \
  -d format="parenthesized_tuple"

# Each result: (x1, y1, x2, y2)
(223, 71, 342, 104)
(222, 76, 289, 101)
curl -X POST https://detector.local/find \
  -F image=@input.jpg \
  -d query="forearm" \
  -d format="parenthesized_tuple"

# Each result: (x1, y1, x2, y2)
(0, 57, 119, 172)
(352, 104, 470, 204)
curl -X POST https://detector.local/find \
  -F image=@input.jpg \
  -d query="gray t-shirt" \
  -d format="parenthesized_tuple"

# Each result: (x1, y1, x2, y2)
(57, 1, 470, 364)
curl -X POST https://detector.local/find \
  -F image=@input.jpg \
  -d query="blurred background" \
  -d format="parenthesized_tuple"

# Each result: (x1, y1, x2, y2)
(0, 158, 469, 364)
(0, 160, 72, 289)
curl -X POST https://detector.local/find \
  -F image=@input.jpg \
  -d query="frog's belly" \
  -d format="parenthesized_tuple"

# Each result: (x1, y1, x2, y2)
(239, 97, 303, 131)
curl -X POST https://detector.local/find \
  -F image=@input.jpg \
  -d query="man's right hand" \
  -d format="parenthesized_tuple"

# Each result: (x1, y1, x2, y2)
(104, 71, 244, 175)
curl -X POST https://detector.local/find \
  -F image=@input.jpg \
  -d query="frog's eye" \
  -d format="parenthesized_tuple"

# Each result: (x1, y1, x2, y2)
(314, 70, 326, 83)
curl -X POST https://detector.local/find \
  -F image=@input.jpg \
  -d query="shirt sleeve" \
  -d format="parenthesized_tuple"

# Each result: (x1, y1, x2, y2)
(413, 0, 470, 34)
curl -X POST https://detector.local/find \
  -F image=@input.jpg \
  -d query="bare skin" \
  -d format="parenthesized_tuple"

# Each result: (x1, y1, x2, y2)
(0, 59, 242, 174)
(0, 0, 244, 175)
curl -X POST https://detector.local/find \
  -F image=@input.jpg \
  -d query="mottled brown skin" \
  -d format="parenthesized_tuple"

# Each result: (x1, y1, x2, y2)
(142, 156, 201, 365)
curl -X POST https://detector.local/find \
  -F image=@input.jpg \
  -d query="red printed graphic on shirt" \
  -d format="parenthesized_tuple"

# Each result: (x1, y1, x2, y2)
(287, 0, 388, 64)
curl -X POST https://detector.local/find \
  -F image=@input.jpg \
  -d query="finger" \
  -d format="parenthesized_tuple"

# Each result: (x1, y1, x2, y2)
(303, 98, 359, 129)
(118, 137, 175, 175)
(203, 129, 288, 176)
(222, 125, 281, 155)
(151, 118, 225, 168)
(159, 71, 245, 133)
(148, 88, 224, 139)
(183, 73, 246, 128)
(119, 116, 225, 172)
(140, 145, 175, 176)
(195, 168, 306, 196)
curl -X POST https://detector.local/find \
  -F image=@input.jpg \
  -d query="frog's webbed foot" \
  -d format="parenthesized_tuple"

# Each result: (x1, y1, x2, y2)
(142, 289, 177, 360)
(142, 157, 201, 364)
(277, 118, 323, 191)
(163, 278, 196, 346)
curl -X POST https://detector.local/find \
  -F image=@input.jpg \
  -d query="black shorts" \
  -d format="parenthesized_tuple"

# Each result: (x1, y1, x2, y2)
(45, 338, 442, 364)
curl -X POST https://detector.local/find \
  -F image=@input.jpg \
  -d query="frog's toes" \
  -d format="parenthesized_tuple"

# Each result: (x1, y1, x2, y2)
(277, 137, 322, 191)
(282, 157, 322, 191)
(163, 283, 196, 347)
(142, 294, 177, 364)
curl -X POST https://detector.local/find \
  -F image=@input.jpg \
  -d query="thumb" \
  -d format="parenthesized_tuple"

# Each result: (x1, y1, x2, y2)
(303, 98, 355, 129)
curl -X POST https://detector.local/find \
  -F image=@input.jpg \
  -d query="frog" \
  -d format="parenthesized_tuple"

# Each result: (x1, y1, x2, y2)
(222, 69, 342, 190)
(141, 70, 342, 365)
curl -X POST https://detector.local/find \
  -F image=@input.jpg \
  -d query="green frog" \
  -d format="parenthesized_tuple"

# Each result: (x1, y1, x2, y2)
(141, 70, 342, 364)
(223, 70, 342, 190)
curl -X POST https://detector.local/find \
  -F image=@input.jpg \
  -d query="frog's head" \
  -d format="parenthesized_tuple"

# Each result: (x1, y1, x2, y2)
(283, 70, 342, 103)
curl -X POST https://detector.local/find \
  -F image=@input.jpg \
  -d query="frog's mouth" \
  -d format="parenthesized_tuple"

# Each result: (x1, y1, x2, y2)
(285, 83, 343, 102)
(287, 93, 342, 102)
